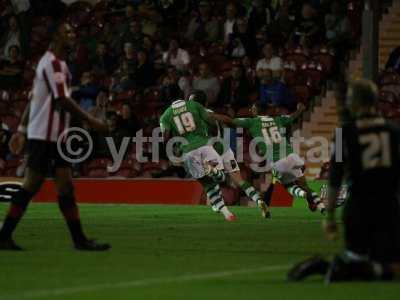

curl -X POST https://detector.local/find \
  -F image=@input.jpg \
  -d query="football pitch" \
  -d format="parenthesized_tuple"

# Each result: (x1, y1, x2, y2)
(0, 202, 399, 300)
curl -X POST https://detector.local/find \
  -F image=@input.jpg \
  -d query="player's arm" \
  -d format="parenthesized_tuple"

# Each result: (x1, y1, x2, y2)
(210, 113, 236, 127)
(46, 64, 107, 132)
(58, 96, 107, 132)
(160, 113, 172, 144)
(194, 101, 219, 128)
(289, 103, 306, 122)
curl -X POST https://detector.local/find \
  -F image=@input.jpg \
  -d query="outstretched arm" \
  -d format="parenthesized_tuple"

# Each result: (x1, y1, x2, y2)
(289, 103, 306, 121)
(209, 113, 236, 127)
(58, 96, 107, 132)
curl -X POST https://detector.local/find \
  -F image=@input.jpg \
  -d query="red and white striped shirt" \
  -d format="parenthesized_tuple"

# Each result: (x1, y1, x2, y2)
(28, 51, 71, 142)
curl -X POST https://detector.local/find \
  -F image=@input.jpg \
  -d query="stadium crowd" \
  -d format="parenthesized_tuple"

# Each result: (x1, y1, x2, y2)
(0, 0, 363, 180)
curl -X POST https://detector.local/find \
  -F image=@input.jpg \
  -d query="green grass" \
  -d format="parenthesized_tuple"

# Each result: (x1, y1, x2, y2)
(0, 202, 399, 300)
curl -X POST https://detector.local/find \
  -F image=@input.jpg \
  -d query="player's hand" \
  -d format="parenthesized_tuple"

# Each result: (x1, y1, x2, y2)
(9, 132, 26, 155)
(323, 219, 338, 241)
(88, 117, 108, 133)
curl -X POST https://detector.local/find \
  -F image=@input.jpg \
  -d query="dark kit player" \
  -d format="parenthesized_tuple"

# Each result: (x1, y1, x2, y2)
(288, 80, 400, 282)
(0, 24, 111, 251)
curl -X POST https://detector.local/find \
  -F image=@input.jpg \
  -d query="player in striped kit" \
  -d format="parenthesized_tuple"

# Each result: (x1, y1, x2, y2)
(0, 23, 110, 251)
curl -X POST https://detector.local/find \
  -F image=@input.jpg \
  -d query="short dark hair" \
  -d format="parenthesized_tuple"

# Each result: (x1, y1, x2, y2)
(189, 90, 207, 106)
(348, 79, 378, 106)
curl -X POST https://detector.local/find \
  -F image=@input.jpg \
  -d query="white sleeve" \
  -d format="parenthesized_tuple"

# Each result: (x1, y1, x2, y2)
(43, 60, 69, 99)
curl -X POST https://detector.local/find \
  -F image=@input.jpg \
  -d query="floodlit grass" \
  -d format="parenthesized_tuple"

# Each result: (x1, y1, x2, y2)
(0, 202, 398, 300)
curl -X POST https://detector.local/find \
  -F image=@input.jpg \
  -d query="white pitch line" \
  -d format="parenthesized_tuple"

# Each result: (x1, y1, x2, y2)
(1, 264, 289, 300)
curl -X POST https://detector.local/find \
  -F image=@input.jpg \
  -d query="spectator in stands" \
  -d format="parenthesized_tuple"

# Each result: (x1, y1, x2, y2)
(292, 2, 322, 48)
(0, 121, 11, 169)
(0, 45, 24, 90)
(111, 61, 135, 93)
(248, 0, 273, 36)
(117, 4, 137, 35)
(192, 62, 220, 105)
(91, 42, 115, 76)
(163, 39, 190, 72)
(134, 49, 155, 89)
(94, 111, 126, 158)
(242, 55, 257, 85)
(73, 71, 100, 112)
(101, 22, 120, 52)
(185, 1, 220, 43)
(325, 1, 351, 59)
(120, 20, 145, 52)
(385, 46, 400, 73)
(0, 14, 26, 59)
(118, 102, 141, 136)
(268, 3, 294, 46)
(111, 42, 137, 92)
(227, 17, 257, 59)
(259, 69, 294, 111)
(138, 0, 162, 37)
(223, 3, 238, 44)
(160, 66, 184, 108)
(90, 90, 109, 121)
(122, 42, 137, 71)
(218, 64, 252, 111)
(256, 43, 283, 78)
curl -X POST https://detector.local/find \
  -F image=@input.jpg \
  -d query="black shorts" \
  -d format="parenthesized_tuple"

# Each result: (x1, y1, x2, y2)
(343, 196, 400, 263)
(27, 139, 71, 175)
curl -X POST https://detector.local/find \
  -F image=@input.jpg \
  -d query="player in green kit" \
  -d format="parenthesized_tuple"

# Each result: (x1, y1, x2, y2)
(189, 90, 270, 218)
(160, 98, 236, 221)
(215, 103, 325, 213)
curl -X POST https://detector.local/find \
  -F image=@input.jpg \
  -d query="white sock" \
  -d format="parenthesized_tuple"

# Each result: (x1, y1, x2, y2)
(220, 206, 233, 218)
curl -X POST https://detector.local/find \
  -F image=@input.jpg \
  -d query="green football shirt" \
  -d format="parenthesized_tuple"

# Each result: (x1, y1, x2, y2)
(233, 115, 294, 162)
(160, 99, 211, 153)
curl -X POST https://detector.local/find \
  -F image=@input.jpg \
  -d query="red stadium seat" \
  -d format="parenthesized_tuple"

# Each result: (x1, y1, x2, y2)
(108, 159, 139, 178)
(82, 158, 111, 178)
(312, 52, 334, 74)
(291, 85, 311, 105)
(2, 114, 20, 131)
(284, 48, 309, 69)
(282, 68, 298, 86)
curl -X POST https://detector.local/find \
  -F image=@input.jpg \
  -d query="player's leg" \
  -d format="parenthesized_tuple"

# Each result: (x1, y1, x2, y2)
(230, 171, 271, 219)
(54, 167, 110, 251)
(221, 148, 270, 217)
(184, 146, 234, 220)
(0, 167, 44, 250)
(199, 176, 235, 221)
(274, 154, 324, 212)
(183, 146, 225, 182)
